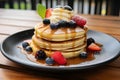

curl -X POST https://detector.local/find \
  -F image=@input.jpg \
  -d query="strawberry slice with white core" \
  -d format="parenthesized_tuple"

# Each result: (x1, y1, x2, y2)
(88, 43, 101, 51)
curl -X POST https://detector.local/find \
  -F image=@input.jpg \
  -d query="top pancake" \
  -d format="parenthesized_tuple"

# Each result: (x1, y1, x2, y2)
(34, 22, 88, 41)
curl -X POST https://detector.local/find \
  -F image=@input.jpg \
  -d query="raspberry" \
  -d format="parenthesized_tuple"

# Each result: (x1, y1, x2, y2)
(51, 51, 67, 65)
(72, 15, 86, 27)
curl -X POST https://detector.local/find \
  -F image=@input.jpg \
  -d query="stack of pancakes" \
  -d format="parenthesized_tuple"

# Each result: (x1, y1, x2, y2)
(30, 23, 87, 58)
(30, 7, 88, 58)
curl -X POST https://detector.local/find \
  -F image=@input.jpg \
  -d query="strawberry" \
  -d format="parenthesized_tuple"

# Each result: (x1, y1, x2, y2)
(72, 15, 86, 27)
(45, 8, 53, 18)
(88, 43, 101, 51)
(51, 51, 67, 65)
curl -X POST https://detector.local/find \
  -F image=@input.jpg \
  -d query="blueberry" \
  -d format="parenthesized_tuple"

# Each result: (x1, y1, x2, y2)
(35, 50, 46, 60)
(63, 5, 72, 11)
(50, 23, 58, 29)
(43, 19, 50, 25)
(22, 42, 29, 49)
(58, 20, 67, 27)
(87, 38, 95, 46)
(79, 52, 88, 58)
(25, 46, 33, 52)
(68, 20, 77, 28)
(45, 57, 54, 65)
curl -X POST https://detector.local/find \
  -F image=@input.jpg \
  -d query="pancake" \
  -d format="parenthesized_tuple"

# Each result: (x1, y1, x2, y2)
(32, 35, 86, 50)
(29, 6, 88, 59)
(34, 23, 87, 41)
(29, 22, 87, 58)
(30, 41, 86, 58)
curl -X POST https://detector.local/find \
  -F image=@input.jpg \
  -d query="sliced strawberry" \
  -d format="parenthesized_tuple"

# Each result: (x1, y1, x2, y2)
(45, 8, 53, 18)
(88, 43, 101, 51)
(51, 51, 67, 65)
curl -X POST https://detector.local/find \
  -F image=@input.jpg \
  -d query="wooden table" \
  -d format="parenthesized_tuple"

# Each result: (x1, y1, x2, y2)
(0, 9, 120, 80)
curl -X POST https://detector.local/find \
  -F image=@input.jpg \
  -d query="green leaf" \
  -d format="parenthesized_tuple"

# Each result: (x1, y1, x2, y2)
(37, 4, 46, 19)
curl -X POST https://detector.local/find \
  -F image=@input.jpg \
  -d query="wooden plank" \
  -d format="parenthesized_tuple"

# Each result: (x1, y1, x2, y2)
(86, 19, 120, 28)
(0, 18, 40, 28)
(88, 25, 120, 35)
(0, 15, 42, 21)
(0, 16, 119, 29)
(108, 57, 120, 68)
(0, 9, 119, 21)
(0, 69, 56, 80)
(108, 34, 120, 41)
(81, 14, 120, 21)
(0, 25, 31, 35)
(0, 35, 8, 43)
(0, 9, 40, 17)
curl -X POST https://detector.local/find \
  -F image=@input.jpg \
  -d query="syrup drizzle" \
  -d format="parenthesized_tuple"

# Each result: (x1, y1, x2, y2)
(23, 23, 93, 66)
(70, 28, 76, 48)
(61, 28, 68, 39)
(38, 24, 79, 54)
(18, 46, 95, 66)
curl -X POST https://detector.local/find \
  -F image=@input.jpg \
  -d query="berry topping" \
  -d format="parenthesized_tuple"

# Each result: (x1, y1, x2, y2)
(87, 38, 95, 46)
(88, 43, 101, 51)
(72, 15, 86, 27)
(79, 52, 88, 58)
(58, 20, 67, 27)
(45, 57, 54, 65)
(35, 50, 46, 60)
(68, 20, 77, 28)
(51, 51, 67, 65)
(25, 46, 33, 52)
(43, 19, 50, 25)
(45, 8, 52, 18)
(50, 23, 58, 29)
(63, 5, 72, 11)
(22, 42, 29, 49)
